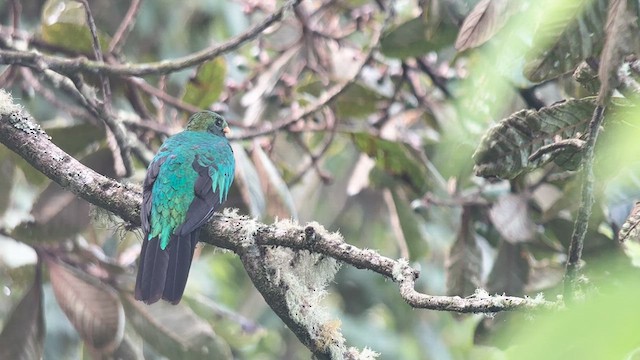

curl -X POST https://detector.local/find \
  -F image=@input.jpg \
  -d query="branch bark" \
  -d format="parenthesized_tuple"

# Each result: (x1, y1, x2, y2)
(0, 92, 559, 358)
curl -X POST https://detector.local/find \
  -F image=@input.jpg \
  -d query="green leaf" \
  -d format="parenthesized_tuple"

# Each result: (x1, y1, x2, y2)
(46, 123, 105, 156)
(40, 23, 112, 54)
(40, 0, 111, 54)
(381, 16, 457, 59)
(122, 295, 232, 360)
(524, 0, 608, 82)
(0, 264, 44, 360)
(352, 133, 429, 193)
(182, 57, 227, 108)
(473, 98, 596, 179)
(502, 267, 640, 359)
(335, 83, 387, 118)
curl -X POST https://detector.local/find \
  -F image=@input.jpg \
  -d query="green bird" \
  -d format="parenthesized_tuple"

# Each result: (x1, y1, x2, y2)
(135, 111, 235, 304)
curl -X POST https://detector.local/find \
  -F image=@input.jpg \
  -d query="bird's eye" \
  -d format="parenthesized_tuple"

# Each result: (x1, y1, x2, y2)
(215, 119, 223, 127)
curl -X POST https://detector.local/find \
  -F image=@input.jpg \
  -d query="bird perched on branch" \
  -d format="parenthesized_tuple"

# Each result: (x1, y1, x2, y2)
(135, 111, 235, 304)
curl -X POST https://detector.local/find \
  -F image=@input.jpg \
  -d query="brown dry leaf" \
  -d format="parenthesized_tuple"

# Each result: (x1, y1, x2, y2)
(597, 0, 640, 104)
(455, 0, 512, 51)
(122, 295, 231, 360)
(47, 258, 124, 353)
(0, 264, 44, 360)
(619, 201, 640, 242)
(487, 242, 530, 295)
(446, 206, 483, 296)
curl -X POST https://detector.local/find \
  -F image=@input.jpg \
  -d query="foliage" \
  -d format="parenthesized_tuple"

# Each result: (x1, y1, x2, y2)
(1, 0, 640, 358)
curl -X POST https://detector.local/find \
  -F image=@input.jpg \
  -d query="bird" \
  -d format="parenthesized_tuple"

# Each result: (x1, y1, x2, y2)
(135, 111, 235, 304)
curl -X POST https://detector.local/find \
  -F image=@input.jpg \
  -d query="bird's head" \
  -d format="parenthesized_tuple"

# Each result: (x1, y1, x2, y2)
(185, 111, 231, 137)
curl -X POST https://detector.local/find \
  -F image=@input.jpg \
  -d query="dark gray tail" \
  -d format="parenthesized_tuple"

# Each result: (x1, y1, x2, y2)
(134, 231, 198, 305)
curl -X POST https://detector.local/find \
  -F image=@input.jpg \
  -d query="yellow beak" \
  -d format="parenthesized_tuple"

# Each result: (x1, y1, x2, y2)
(223, 126, 231, 136)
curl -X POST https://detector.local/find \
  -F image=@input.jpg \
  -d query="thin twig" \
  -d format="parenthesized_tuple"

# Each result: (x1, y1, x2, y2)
(383, 189, 410, 259)
(0, 0, 302, 77)
(288, 111, 336, 185)
(528, 138, 586, 163)
(564, 105, 605, 299)
(10, 0, 21, 32)
(108, 0, 143, 54)
(415, 57, 452, 98)
(231, 4, 389, 140)
(76, 0, 112, 111)
(20, 68, 95, 123)
(130, 77, 202, 114)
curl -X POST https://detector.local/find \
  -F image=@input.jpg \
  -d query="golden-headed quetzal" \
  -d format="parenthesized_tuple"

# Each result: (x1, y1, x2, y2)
(135, 111, 235, 304)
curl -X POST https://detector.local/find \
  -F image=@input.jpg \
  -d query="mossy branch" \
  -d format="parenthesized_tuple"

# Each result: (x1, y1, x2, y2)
(0, 92, 560, 358)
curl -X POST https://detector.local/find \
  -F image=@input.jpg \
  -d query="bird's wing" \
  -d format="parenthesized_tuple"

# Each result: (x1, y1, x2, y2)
(141, 156, 166, 235)
(175, 148, 235, 236)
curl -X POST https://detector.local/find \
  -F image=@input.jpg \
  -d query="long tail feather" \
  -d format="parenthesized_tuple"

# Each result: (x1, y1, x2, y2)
(135, 237, 169, 304)
(161, 230, 200, 304)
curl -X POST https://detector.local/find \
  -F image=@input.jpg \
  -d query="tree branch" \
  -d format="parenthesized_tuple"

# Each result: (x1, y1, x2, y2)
(0, 91, 560, 357)
(564, 105, 605, 299)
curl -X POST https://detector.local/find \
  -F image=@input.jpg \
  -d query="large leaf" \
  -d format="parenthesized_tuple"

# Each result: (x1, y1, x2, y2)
(454, 0, 513, 51)
(446, 206, 482, 296)
(47, 258, 124, 353)
(10, 121, 105, 186)
(352, 133, 429, 193)
(122, 295, 232, 360)
(111, 335, 142, 360)
(524, 0, 608, 82)
(40, 0, 112, 54)
(489, 193, 535, 243)
(182, 57, 227, 109)
(12, 148, 116, 244)
(232, 143, 266, 219)
(596, 0, 640, 104)
(380, 16, 457, 59)
(335, 83, 387, 118)
(46, 123, 105, 156)
(473, 98, 596, 179)
(390, 188, 429, 260)
(0, 264, 44, 360)
(502, 269, 640, 359)
(186, 295, 266, 349)
(486, 242, 529, 295)
(251, 142, 298, 220)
